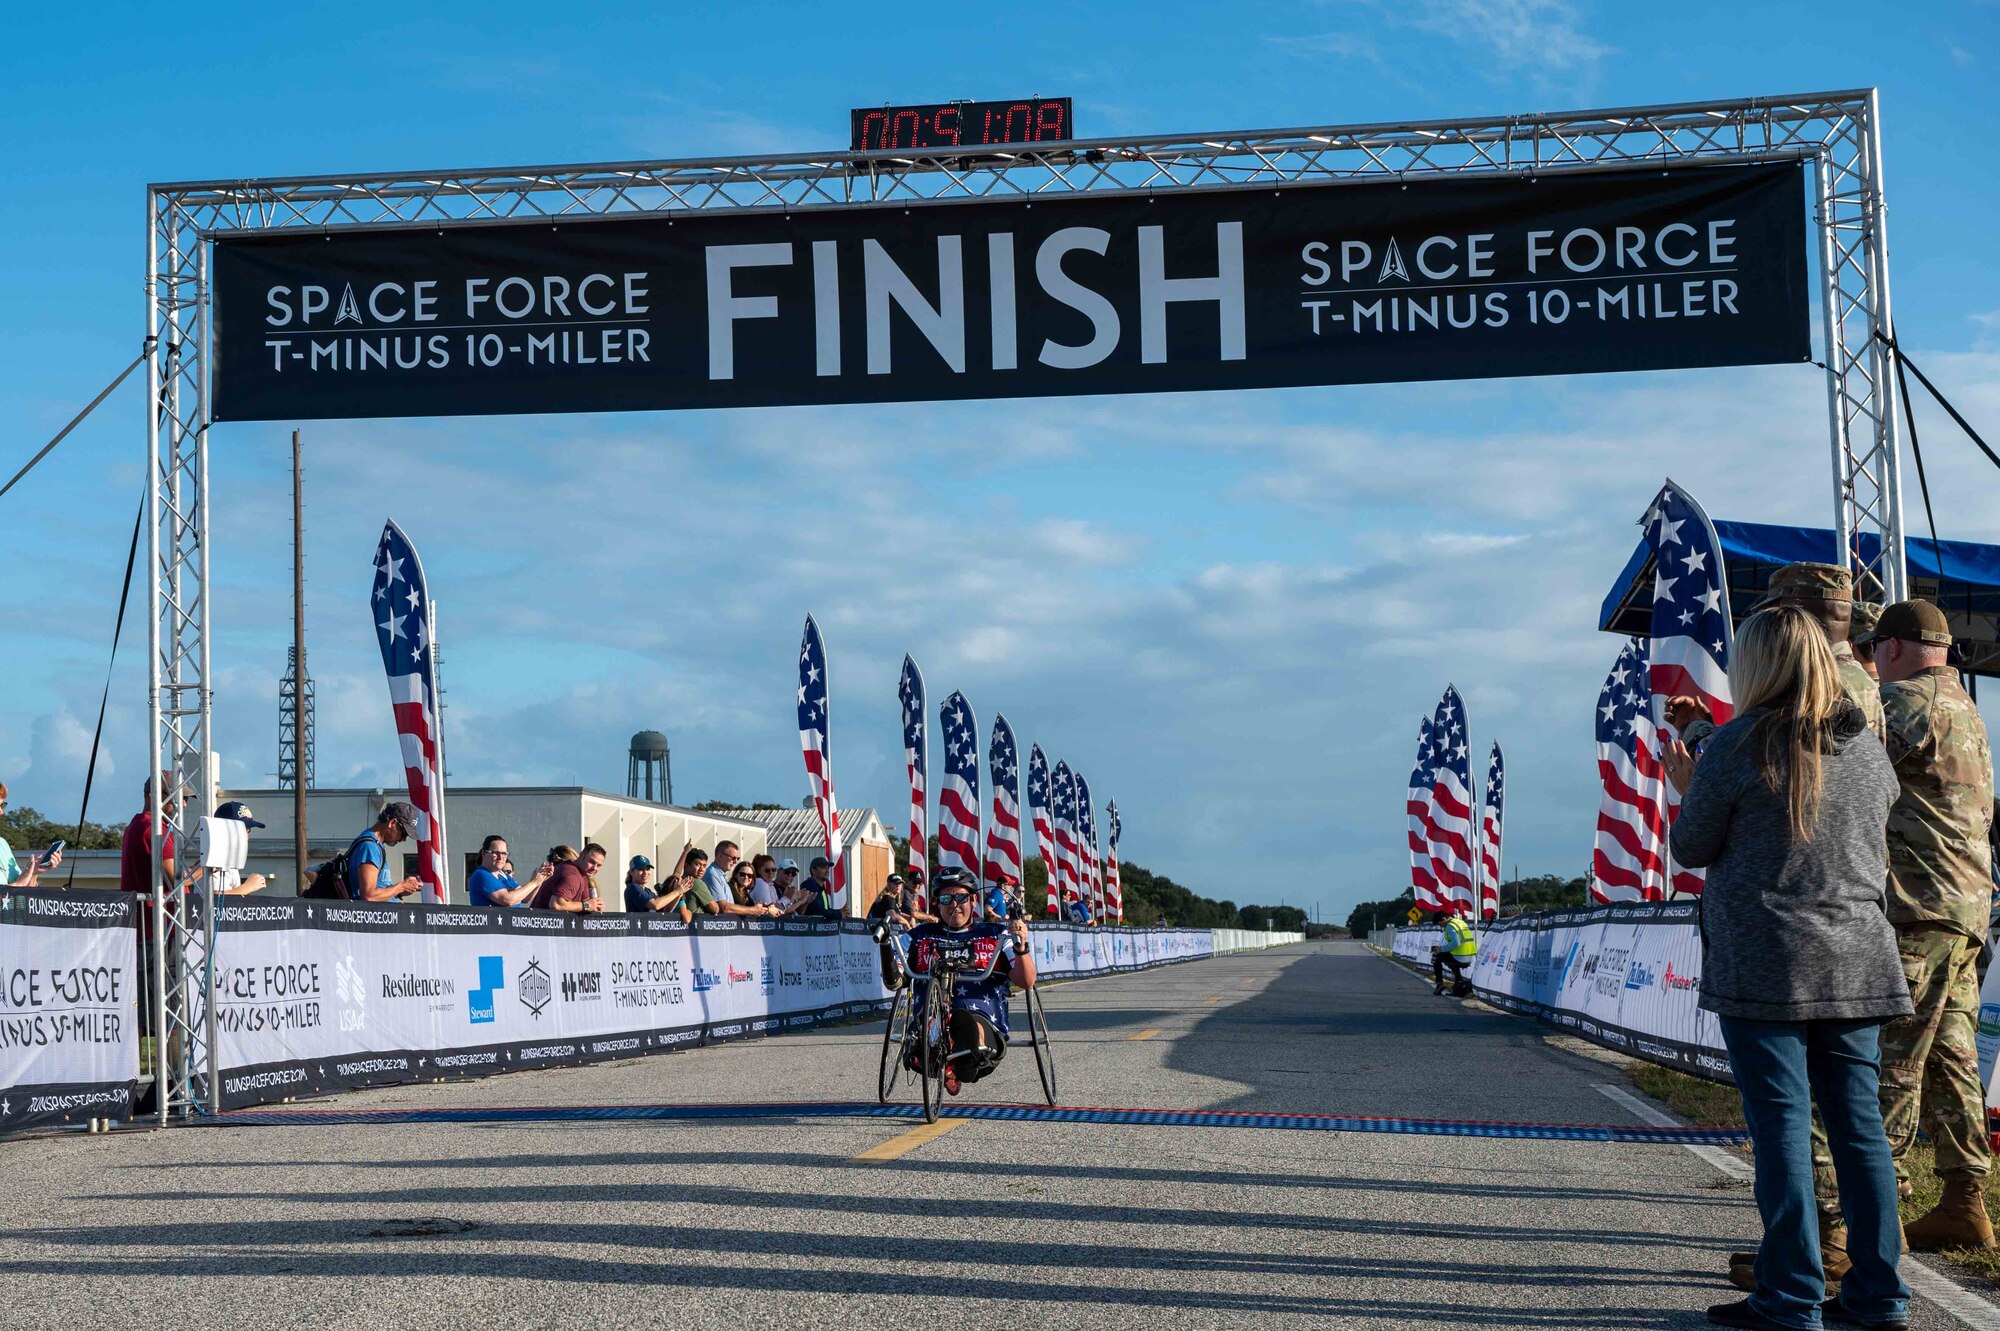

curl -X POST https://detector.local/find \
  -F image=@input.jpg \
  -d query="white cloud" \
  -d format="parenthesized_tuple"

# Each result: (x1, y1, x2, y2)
(1402, 0, 1612, 76)
(1029, 518, 1143, 566)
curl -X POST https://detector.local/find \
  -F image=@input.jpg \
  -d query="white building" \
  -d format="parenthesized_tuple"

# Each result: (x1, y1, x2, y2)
(59, 786, 767, 911)
(706, 806, 894, 916)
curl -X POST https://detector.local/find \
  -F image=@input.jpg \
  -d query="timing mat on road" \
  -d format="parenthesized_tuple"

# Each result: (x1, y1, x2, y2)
(196, 1100, 1749, 1144)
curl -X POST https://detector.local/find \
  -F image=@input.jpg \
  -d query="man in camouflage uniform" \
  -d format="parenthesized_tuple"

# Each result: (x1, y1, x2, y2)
(1763, 562, 1884, 739)
(1876, 598, 1995, 1250)
(1851, 601, 1883, 683)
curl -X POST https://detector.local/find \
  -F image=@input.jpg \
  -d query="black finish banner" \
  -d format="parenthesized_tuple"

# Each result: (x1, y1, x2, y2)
(212, 162, 1809, 422)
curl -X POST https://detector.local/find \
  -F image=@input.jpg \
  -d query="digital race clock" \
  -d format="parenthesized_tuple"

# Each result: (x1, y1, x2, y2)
(850, 98, 1074, 153)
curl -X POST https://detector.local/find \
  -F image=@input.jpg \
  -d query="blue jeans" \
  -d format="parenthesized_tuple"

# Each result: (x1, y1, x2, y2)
(1719, 1016, 1909, 1330)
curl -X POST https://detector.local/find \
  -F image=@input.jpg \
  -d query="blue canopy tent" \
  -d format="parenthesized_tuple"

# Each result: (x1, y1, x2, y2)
(1601, 520, 2000, 680)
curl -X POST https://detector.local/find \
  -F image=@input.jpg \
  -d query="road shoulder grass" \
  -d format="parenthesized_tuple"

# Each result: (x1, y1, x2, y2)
(1625, 1061, 2000, 1286)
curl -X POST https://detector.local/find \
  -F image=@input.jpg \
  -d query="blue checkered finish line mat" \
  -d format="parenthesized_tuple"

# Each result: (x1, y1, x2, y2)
(197, 1101, 1750, 1144)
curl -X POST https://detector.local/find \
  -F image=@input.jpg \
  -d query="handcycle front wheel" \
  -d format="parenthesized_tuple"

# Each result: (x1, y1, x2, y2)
(1023, 983, 1056, 1105)
(877, 985, 909, 1104)
(918, 983, 948, 1124)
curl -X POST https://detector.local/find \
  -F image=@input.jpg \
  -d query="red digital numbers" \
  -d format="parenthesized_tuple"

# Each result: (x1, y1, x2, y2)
(851, 98, 1072, 152)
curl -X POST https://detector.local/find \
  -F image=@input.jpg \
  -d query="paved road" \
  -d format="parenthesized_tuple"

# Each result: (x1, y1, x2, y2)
(0, 940, 1986, 1328)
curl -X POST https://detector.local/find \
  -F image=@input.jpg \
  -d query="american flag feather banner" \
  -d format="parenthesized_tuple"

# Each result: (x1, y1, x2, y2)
(898, 655, 928, 909)
(1407, 717, 1442, 910)
(935, 691, 981, 875)
(1426, 686, 1477, 916)
(1479, 743, 1504, 919)
(1643, 479, 1736, 729)
(1030, 744, 1059, 916)
(371, 520, 449, 903)
(1105, 801, 1123, 924)
(1074, 771, 1101, 918)
(982, 714, 1023, 888)
(1593, 638, 1670, 904)
(1051, 760, 1082, 914)
(796, 616, 846, 911)
(1642, 478, 1734, 896)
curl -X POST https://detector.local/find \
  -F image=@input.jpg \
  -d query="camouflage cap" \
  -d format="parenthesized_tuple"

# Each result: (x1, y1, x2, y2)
(1756, 561, 1853, 606)
(1850, 600, 1884, 643)
(1875, 598, 1954, 648)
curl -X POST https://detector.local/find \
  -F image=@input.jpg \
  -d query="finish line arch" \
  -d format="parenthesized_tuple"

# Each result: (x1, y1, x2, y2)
(139, 88, 1905, 1119)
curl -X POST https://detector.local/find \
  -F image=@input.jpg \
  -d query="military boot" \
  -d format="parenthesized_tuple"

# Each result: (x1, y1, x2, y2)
(1728, 1217, 1849, 1293)
(1902, 1177, 1996, 1251)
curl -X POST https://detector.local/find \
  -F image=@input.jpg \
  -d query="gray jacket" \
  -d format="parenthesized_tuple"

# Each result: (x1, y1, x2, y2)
(1670, 701, 1911, 1023)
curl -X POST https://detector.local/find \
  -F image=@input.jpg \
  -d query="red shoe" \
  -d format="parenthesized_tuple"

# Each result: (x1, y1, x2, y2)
(944, 1065, 961, 1096)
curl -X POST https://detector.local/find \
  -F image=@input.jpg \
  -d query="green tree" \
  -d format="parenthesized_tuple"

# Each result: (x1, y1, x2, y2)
(0, 805, 125, 854)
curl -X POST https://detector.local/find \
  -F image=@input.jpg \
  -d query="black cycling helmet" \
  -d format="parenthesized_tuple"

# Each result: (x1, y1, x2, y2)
(932, 867, 979, 894)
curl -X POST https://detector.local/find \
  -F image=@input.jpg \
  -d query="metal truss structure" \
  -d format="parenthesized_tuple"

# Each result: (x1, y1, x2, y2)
(278, 646, 315, 790)
(143, 88, 1901, 1119)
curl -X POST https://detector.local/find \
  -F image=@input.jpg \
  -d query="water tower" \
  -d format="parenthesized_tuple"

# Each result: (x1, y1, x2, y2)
(629, 730, 672, 804)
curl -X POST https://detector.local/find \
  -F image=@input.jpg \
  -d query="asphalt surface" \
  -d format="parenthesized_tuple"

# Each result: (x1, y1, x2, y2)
(0, 940, 1989, 1329)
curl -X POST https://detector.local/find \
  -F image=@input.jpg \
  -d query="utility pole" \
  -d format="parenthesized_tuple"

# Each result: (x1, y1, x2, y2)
(290, 429, 307, 887)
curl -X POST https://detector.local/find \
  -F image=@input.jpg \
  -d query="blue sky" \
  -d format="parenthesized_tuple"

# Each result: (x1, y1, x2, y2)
(2, 1, 1997, 924)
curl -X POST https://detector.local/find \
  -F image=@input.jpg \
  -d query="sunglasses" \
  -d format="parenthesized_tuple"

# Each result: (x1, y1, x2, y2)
(937, 892, 975, 905)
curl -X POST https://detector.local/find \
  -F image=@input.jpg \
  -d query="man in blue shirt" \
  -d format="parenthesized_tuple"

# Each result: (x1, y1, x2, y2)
(983, 872, 1016, 924)
(467, 835, 544, 908)
(345, 800, 424, 902)
(702, 840, 741, 902)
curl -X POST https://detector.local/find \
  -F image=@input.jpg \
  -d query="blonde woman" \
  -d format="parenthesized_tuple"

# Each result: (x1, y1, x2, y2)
(1664, 606, 1908, 1331)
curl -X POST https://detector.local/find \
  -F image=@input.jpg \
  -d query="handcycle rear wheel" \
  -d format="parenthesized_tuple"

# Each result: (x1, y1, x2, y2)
(1023, 983, 1056, 1105)
(877, 985, 909, 1104)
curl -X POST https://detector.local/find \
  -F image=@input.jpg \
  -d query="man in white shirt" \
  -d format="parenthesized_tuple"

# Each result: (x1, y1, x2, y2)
(196, 801, 270, 896)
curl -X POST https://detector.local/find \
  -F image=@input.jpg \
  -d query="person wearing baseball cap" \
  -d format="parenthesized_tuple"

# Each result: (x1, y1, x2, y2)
(1850, 601, 1885, 682)
(1758, 562, 1883, 740)
(346, 799, 425, 902)
(199, 801, 270, 897)
(1871, 598, 1999, 1250)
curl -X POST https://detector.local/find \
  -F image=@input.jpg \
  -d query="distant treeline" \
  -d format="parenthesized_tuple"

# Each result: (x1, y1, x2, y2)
(1344, 874, 1593, 937)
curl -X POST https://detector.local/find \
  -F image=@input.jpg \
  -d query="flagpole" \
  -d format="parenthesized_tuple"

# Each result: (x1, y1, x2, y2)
(429, 594, 449, 905)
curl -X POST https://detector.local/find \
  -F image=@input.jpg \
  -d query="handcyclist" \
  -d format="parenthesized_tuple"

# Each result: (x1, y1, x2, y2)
(903, 867, 1036, 1096)
(1430, 907, 1478, 996)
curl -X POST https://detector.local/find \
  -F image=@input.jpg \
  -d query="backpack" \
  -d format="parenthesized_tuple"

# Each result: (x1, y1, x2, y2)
(302, 833, 376, 901)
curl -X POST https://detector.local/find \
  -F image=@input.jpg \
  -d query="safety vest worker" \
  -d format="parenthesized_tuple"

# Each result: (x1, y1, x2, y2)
(1432, 912, 1477, 995)
(1442, 915, 1478, 958)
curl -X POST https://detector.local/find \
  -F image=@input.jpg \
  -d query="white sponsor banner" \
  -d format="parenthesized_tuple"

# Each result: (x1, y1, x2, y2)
(1390, 903, 1729, 1081)
(0, 890, 141, 1133)
(196, 903, 1236, 1110)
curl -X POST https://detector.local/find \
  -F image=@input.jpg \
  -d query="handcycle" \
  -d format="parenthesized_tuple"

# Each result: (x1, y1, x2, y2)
(875, 921, 1055, 1122)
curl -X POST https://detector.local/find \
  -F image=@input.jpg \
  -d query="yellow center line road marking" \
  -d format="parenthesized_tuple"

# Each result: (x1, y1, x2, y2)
(1204, 995, 1225, 1004)
(1240, 977, 1257, 986)
(1125, 1027, 1165, 1041)
(855, 1119, 968, 1162)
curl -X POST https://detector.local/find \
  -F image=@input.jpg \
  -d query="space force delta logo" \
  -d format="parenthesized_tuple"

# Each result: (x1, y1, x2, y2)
(519, 959, 552, 1018)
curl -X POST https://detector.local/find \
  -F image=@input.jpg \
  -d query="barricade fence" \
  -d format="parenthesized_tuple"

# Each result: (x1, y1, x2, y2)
(1388, 902, 1731, 1083)
(0, 890, 142, 1134)
(1, 888, 1301, 1130)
